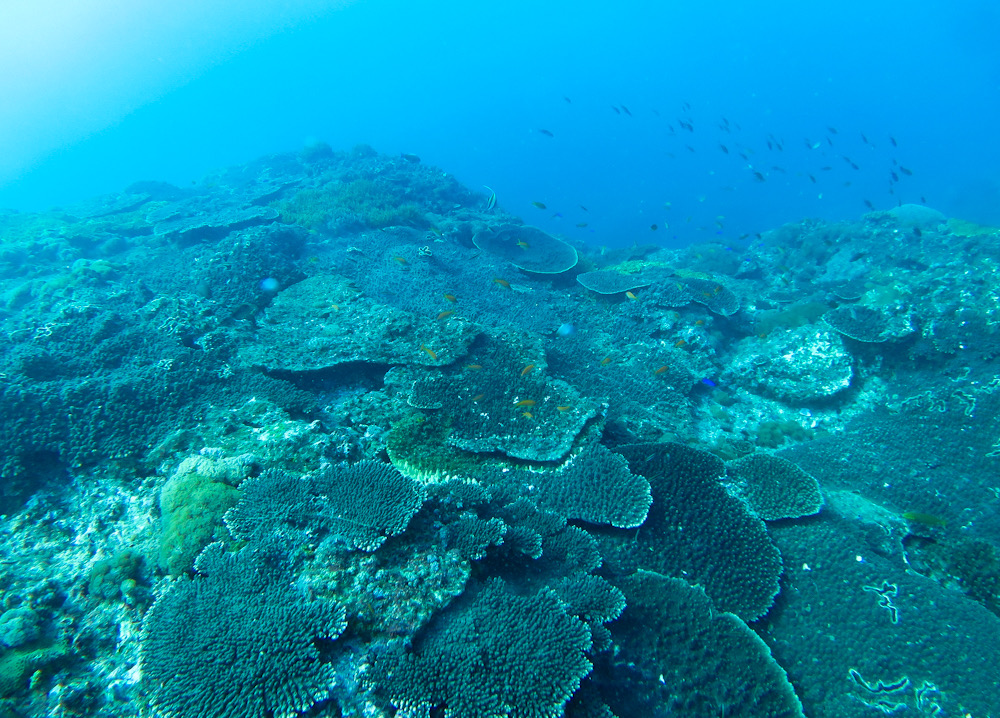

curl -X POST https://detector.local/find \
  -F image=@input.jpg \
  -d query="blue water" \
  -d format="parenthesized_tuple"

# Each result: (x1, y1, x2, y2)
(3, 3, 1000, 717)
(2, 0, 999, 246)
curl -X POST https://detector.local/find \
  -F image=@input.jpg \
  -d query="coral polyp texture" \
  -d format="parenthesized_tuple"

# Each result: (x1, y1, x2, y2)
(1, 145, 998, 718)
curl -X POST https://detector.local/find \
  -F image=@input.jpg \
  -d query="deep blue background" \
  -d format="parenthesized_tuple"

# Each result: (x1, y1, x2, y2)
(1, 0, 998, 247)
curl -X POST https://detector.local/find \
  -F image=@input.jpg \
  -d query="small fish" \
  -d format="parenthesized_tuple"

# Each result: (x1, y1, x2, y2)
(913, 227, 922, 237)
(864, 199, 875, 210)
(827, 126, 838, 134)
(600, 356, 612, 366)
(514, 399, 536, 408)
(472, 393, 485, 402)
(654, 365, 669, 375)
(808, 174, 816, 183)
(673, 339, 687, 348)
(626, 291, 638, 300)
(890, 136, 898, 147)
(520, 363, 536, 377)
(400, 153, 421, 163)
(902, 511, 947, 528)
(392, 256, 408, 265)
(694, 319, 705, 326)
(436, 310, 454, 320)
(753, 171, 766, 182)
(465, 364, 483, 370)
(521, 411, 534, 419)
(861, 132, 870, 145)
(650, 224, 658, 231)
(493, 278, 511, 289)
(685, 145, 696, 153)
(419, 344, 438, 360)
(579, 205, 589, 211)
(483, 185, 497, 211)
(700, 378, 717, 387)
(531, 201, 547, 210)
(621, 105, 632, 116)
(563, 96, 572, 103)
(516, 240, 530, 249)
(899, 166, 913, 176)
(771, 165, 787, 173)
(576, 222, 588, 228)
(612, 106, 621, 114)
(850, 162, 860, 170)
(719, 144, 729, 154)
(890, 171, 899, 182)
(444, 293, 457, 302)
(767, 140, 774, 150)
(556, 405, 572, 412)
(539, 128, 554, 137)
(820, 166, 832, 171)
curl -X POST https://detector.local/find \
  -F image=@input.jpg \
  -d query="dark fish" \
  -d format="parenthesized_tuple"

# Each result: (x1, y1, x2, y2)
(650, 224, 658, 231)
(771, 165, 786, 173)
(827, 137, 834, 146)
(719, 144, 729, 154)
(767, 140, 774, 150)
(686, 145, 696, 153)
(820, 166, 832, 171)
(828, 126, 838, 134)
(890, 136, 897, 147)
(753, 171, 766, 182)
(580, 205, 588, 211)
(861, 132, 870, 144)
(401, 153, 421, 163)
(913, 227, 922, 237)
(563, 96, 572, 103)
(842, 155, 853, 163)
(682, 101, 691, 111)
(539, 128, 554, 137)
(864, 199, 874, 210)
(921, 196, 927, 203)
(808, 174, 816, 183)
(679, 120, 694, 132)
(738, 152, 749, 161)
(850, 162, 860, 170)
(775, 142, 784, 151)
(890, 171, 899, 182)
(621, 105, 632, 116)
(899, 166, 913, 176)
(612, 106, 621, 114)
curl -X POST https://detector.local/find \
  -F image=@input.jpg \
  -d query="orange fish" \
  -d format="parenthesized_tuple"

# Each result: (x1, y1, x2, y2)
(521, 411, 534, 419)
(419, 344, 438, 360)
(392, 256, 408, 265)
(694, 319, 705, 326)
(654, 365, 669, 375)
(472, 393, 485, 402)
(520, 363, 536, 377)
(516, 240, 530, 249)
(514, 399, 536, 408)
(465, 364, 483, 370)
(556, 405, 572, 412)
(436, 310, 455, 320)
(674, 339, 687, 348)
(444, 294, 457, 303)
(626, 291, 637, 300)
(601, 356, 612, 366)
(493, 278, 511, 289)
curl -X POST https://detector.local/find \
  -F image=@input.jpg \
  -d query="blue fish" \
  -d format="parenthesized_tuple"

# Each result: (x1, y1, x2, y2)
(700, 378, 717, 387)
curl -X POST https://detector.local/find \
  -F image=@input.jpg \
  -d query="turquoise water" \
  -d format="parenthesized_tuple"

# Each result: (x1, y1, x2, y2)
(1, 3, 999, 717)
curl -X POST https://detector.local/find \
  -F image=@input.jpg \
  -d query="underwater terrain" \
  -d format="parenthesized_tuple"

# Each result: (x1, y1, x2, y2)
(0, 143, 999, 717)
